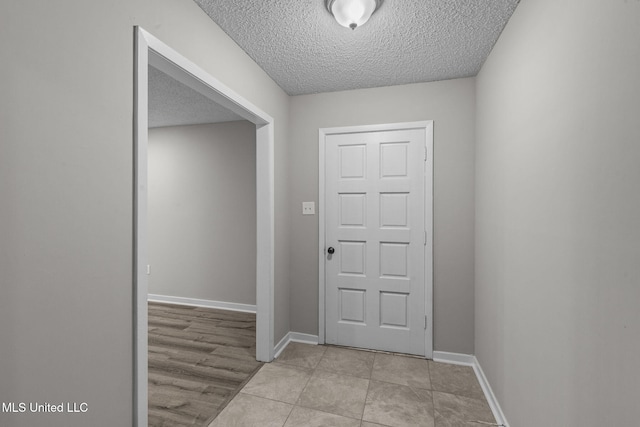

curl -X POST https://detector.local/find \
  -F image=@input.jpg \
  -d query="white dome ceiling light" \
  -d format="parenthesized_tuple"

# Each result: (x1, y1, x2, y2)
(326, 0, 382, 30)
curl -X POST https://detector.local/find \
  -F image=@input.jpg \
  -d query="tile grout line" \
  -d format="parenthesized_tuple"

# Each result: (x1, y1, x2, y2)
(300, 344, 370, 424)
(428, 359, 437, 425)
(291, 351, 318, 415)
(282, 343, 327, 425)
(279, 400, 295, 427)
(360, 356, 374, 423)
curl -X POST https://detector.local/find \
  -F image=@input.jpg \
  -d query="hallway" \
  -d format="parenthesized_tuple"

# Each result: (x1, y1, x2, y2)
(210, 343, 496, 426)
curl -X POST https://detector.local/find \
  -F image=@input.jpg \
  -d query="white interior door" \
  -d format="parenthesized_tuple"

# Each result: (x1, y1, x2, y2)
(324, 126, 429, 356)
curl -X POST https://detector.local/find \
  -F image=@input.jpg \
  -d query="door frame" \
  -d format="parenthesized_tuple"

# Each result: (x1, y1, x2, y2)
(134, 27, 275, 427)
(318, 121, 433, 358)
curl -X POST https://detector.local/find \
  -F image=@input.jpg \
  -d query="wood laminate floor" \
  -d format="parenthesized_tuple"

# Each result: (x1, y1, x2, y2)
(148, 302, 263, 427)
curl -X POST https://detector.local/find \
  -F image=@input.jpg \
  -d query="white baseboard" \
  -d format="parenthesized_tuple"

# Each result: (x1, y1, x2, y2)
(289, 332, 319, 345)
(148, 294, 257, 313)
(273, 332, 319, 359)
(432, 351, 476, 366)
(471, 355, 509, 427)
(273, 334, 289, 359)
(432, 351, 509, 427)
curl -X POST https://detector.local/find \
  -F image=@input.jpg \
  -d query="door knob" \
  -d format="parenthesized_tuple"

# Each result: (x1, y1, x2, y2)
(327, 247, 335, 254)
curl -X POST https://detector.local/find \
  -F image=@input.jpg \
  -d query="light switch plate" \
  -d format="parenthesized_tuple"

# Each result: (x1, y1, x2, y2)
(302, 201, 315, 215)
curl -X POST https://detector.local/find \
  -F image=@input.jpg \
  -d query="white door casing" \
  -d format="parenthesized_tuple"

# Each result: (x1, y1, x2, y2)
(319, 122, 433, 357)
(134, 27, 275, 427)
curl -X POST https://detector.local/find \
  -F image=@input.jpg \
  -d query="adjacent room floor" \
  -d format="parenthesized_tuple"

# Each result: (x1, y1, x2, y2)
(148, 302, 262, 426)
(209, 342, 497, 427)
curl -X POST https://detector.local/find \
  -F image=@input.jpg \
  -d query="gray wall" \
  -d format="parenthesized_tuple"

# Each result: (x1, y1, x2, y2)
(289, 78, 476, 354)
(148, 122, 256, 305)
(475, 0, 640, 425)
(0, 1, 290, 426)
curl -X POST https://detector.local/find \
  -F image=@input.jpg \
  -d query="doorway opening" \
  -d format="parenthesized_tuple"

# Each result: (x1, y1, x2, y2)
(134, 27, 275, 427)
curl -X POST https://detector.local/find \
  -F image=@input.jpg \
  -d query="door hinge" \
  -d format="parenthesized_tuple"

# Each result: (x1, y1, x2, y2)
(424, 147, 427, 161)
(424, 315, 428, 329)
(424, 231, 427, 245)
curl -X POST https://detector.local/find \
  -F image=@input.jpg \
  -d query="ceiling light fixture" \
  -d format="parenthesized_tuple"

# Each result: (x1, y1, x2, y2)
(326, 0, 382, 30)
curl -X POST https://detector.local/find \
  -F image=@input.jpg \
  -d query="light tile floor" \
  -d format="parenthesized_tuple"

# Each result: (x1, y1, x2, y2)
(209, 343, 497, 427)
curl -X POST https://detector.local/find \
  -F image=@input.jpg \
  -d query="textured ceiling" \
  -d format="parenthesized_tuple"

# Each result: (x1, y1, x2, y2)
(193, 0, 521, 95)
(148, 65, 244, 128)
